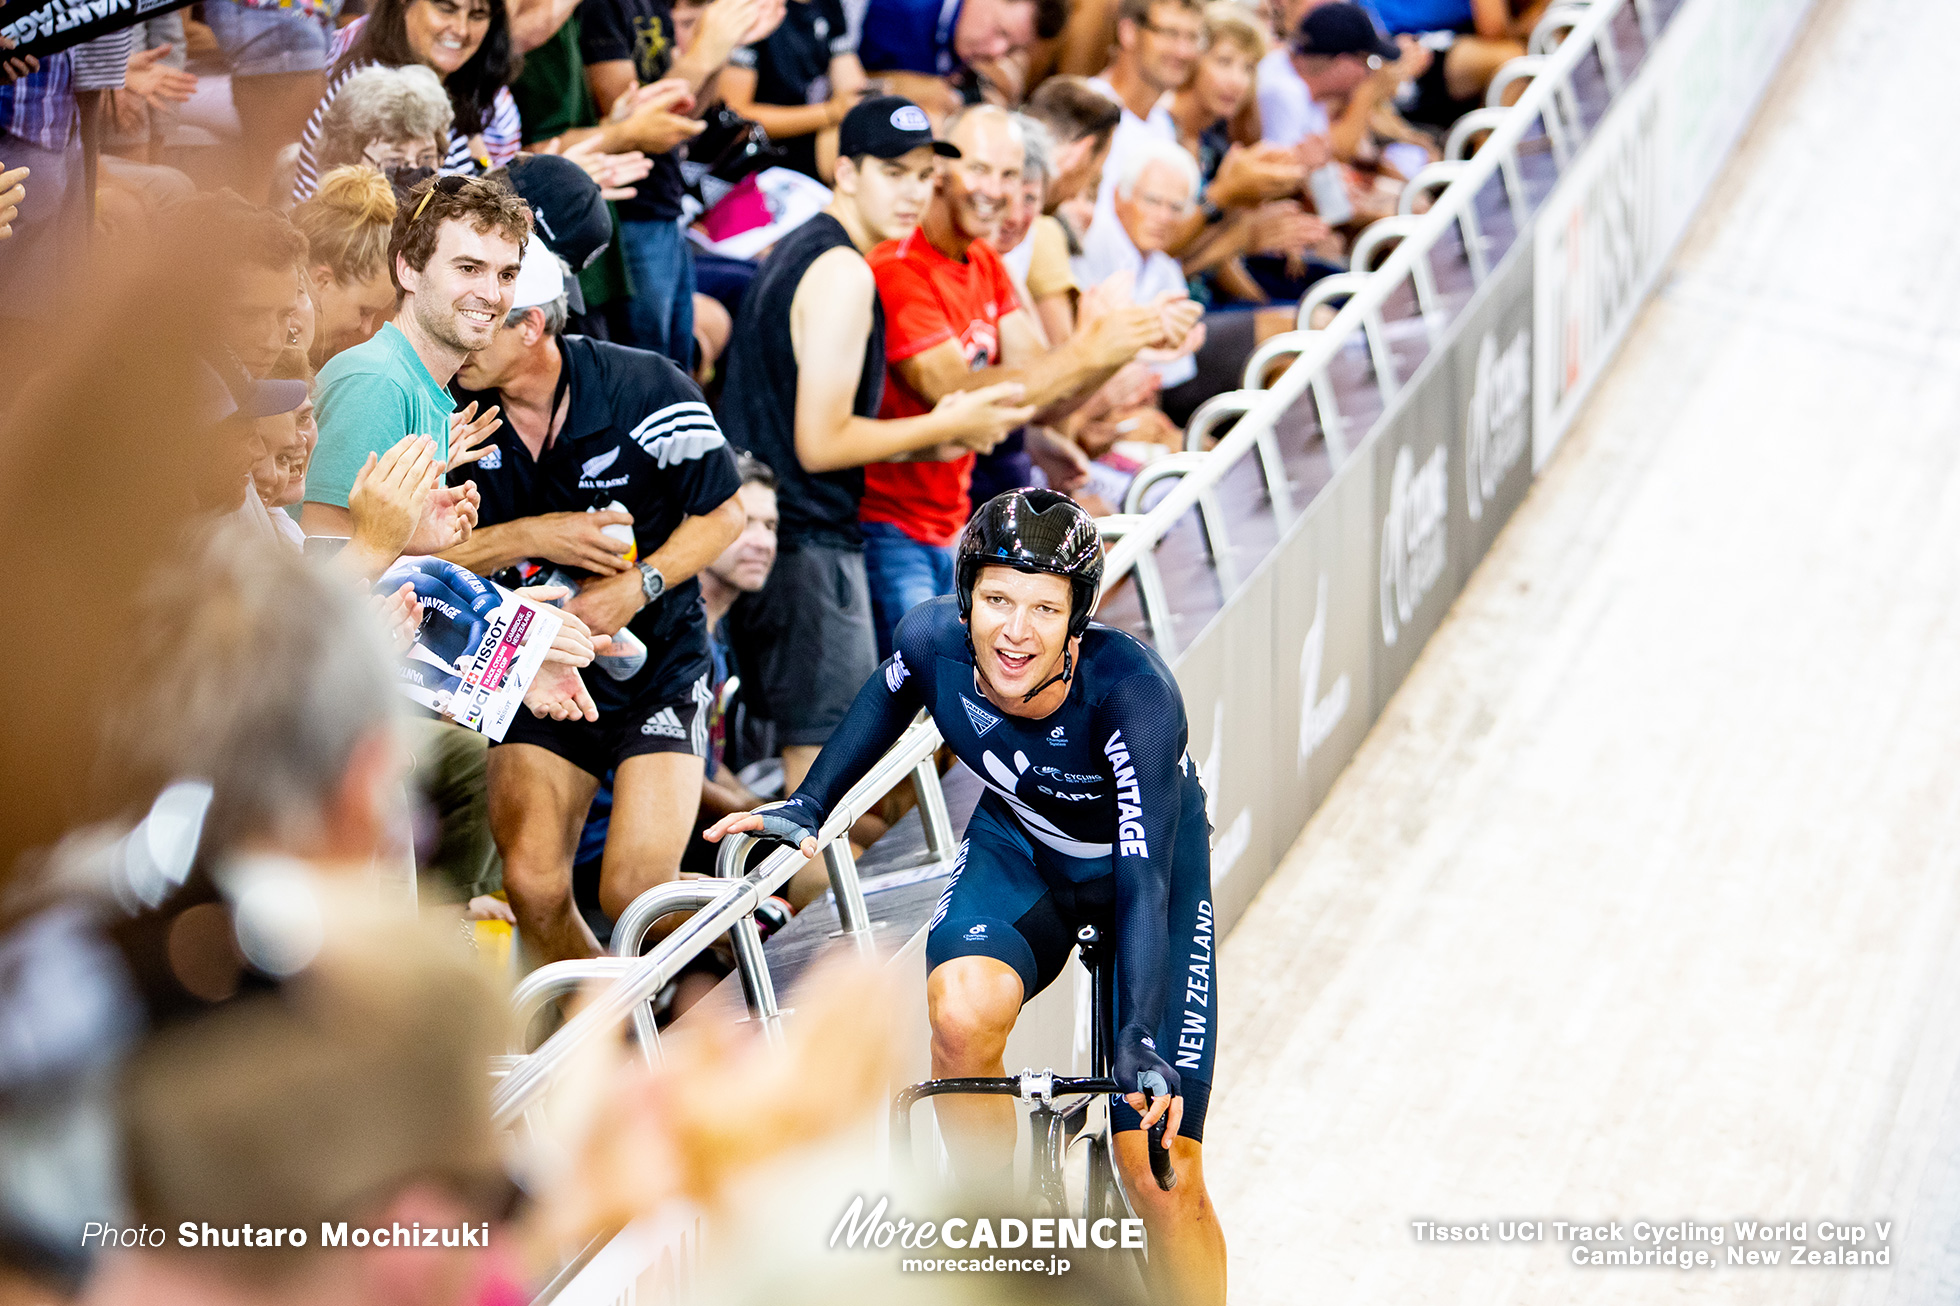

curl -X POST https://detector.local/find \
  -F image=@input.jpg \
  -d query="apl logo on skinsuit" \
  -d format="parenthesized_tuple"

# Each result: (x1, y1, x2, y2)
(1379, 443, 1449, 647)
(1464, 327, 1531, 522)
(1298, 574, 1351, 766)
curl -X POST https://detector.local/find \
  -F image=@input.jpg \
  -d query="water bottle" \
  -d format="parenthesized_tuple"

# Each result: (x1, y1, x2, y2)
(593, 501, 648, 680)
(1307, 163, 1354, 228)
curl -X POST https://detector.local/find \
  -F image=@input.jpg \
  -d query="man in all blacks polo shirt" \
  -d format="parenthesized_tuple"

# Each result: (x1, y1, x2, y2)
(720, 96, 1032, 794)
(443, 237, 744, 963)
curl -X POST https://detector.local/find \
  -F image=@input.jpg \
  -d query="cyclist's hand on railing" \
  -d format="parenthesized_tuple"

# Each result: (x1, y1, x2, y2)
(703, 800, 820, 860)
(1115, 1022, 1183, 1137)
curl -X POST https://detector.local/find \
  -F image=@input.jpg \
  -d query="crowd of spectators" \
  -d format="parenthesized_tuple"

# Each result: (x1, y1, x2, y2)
(0, 0, 1554, 1295)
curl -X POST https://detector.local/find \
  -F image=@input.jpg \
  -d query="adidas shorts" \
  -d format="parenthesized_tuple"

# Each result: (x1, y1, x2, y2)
(497, 666, 714, 776)
(923, 781, 1217, 1142)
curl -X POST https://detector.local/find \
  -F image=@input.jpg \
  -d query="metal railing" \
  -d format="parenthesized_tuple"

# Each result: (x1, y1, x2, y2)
(490, 714, 953, 1130)
(495, 1, 1665, 1291)
(1092, 0, 1647, 658)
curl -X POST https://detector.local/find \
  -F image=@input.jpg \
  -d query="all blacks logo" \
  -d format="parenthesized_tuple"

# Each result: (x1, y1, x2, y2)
(1463, 326, 1531, 522)
(1379, 443, 1448, 647)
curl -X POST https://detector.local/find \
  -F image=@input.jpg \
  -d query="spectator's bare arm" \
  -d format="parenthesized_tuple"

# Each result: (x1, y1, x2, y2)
(440, 510, 636, 575)
(508, 0, 582, 53)
(892, 303, 1164, 426)
(549, 79, 704, 156)
(789, 249, 1032, 470)
(719, 63, 834, 140)
(565, 492, 746, 635)
(666, 0, 772, 99)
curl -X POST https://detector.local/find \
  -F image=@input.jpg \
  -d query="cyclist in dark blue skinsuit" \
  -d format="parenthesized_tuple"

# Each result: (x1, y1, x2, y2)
(706, 489, 1226, 1304)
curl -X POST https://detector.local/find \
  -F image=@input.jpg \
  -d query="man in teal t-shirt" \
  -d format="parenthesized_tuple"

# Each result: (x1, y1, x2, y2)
(301, 175, 535, 573)
(309, 320, 459, 508)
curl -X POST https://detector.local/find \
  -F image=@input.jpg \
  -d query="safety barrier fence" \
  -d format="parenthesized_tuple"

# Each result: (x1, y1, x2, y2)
(507, 0, 1818, 1294)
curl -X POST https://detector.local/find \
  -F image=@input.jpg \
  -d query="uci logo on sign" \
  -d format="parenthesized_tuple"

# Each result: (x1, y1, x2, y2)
(1379, 444, 1449, 647)
(1464, 327, 1531, 522)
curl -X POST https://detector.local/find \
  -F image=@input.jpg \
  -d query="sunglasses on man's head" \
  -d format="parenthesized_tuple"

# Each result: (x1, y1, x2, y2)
(410, 173, 473, 223)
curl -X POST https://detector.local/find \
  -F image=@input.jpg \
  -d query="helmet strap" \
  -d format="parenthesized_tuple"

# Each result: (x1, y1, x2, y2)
(1018, 644, 1074, 704)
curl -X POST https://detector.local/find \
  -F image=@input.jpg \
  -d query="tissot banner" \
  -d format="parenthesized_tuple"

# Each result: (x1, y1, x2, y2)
(1455, 241, 1537, 565)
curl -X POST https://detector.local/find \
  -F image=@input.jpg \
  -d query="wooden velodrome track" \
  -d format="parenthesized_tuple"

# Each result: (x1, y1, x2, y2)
(1206, 0, 1960, 1301)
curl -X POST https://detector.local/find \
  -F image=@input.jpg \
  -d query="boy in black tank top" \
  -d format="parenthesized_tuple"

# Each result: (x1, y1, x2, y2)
(720, 96, 1033, 792)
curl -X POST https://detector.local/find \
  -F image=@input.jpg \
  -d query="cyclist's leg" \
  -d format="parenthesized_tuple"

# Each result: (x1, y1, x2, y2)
(924, 796, 1079, 1182)
(1109, 770, 1224, 1306)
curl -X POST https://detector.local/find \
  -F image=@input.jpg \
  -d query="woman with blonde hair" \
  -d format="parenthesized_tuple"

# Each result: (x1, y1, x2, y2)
(290, 165, 401, 370)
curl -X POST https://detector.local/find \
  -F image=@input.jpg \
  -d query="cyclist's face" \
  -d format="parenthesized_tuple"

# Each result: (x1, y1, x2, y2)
(969, 567, 1073, 699)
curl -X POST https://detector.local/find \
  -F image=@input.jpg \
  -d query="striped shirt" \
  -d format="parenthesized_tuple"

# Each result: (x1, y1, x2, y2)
(289, 17, 521, 204)
(69, 29, 135, 90)
(0, 50, 74, 152)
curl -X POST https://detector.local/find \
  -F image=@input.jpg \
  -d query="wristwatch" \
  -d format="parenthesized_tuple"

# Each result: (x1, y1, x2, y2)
(637, 560, 666, 604)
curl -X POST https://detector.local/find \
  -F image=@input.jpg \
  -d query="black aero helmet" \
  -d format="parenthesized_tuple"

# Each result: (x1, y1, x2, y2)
(956, 489, 1105, 640)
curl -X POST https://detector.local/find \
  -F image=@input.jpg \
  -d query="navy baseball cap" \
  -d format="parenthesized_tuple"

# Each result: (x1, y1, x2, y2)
(839, 97, 962, 160)
(200, 361, 308, 425)
(1294, 3, 1400, 60)
(503, 153, 609, 312)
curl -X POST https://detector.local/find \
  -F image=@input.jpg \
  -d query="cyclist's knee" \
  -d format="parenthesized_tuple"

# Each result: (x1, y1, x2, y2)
(1116, 1136, 1212, 1223)
(927, 957, 1023, 1068)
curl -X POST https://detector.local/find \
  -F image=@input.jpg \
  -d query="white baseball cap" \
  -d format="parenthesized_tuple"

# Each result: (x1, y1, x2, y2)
(509, 235, 569, 314)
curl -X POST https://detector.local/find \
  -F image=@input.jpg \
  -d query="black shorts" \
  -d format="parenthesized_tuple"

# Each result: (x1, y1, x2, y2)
(498, 663, 714, 776)
(1407, 27, 1482, 129)
(738, 542, 880, 748)
(924, 781, 1218, 1142)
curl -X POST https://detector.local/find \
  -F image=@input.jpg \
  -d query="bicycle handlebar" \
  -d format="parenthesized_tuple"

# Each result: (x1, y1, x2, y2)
(892, 1075, 1177, 1191)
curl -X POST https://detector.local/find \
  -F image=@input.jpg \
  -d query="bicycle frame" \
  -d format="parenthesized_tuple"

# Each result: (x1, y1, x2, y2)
(889, 925, 1176, 1217)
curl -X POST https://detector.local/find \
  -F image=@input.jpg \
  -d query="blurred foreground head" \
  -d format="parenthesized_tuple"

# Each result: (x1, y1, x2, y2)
(91, 897, 511, 1306)
(94, 535, 402, 879)
(0, 203, 303, 901)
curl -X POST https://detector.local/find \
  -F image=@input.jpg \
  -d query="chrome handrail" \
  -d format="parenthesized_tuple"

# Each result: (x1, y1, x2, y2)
(490, 715, 951, 1128)
(1093, 0, 1646, 617)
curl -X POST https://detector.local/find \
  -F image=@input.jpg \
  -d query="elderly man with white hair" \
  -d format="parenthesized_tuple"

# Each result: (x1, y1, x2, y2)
(1076, 136, 1208, 393)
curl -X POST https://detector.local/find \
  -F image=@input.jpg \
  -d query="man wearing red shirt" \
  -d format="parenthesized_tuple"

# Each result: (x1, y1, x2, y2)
(860, 103, 1194, 652)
